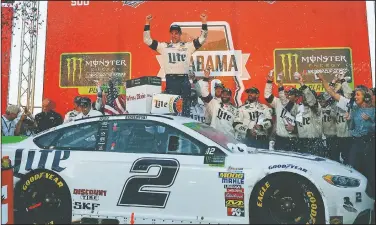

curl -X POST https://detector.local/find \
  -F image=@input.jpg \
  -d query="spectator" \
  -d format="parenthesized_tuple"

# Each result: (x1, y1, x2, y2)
(74, 97, 103, 119)
(35, 99, 63, 133)
(1, 105, 21, 136)
(63, 96, 82, 123)
(233, 87, 273, 149)
(264, 70, 300, 151)
(15, 107, 37, 136)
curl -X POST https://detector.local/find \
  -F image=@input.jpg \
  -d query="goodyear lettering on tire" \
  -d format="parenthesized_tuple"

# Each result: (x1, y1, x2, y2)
(22, 171, 64, 191)
(257, 181, 270, 207)
(306, 191, 317, 224)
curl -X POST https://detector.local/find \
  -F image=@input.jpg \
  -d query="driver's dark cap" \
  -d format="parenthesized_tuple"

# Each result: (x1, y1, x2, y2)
(245, 87, 260, 94)
(74, 96, 81, 105)
(79, 97, 91, 107)
(214, 83, 225, 89)
(222, 88, 232, 95)
(169, 25, 182, 34)
(287, 88, 300, 96)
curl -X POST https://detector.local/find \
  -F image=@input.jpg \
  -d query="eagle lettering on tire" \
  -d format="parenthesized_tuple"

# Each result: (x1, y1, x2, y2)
(249, 173, 325, 224)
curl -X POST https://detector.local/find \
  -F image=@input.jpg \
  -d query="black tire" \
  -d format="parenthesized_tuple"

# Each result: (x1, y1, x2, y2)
(249, 173, 325, 224)
(14, 169, 72, 224)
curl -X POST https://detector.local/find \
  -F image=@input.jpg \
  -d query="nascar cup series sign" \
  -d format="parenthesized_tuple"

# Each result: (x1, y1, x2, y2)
(59, 52, 131, 94)
(274, 48, 354, 92)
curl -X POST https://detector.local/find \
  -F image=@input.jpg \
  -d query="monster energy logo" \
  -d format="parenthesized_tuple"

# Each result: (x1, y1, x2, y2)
(66, 57, 83, 84)
(279, 53, 299, 80)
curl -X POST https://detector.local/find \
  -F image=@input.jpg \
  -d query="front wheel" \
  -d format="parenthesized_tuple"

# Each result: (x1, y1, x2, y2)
(249, 173, 325, 224)
(14, 170, 72, 224)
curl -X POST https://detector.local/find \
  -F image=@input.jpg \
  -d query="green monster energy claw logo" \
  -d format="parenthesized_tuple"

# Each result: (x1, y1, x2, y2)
(279, 53, 299, 80)
(66, 57, 83, 84)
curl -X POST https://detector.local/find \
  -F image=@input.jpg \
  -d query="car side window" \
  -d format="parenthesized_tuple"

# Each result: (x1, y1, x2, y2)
(34, 122, 100, 150)
(106, 120, 206, 155)
(34, 130, 61, 149)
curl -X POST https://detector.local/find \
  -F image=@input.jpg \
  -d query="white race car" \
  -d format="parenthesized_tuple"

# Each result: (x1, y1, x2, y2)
(2, 114, 374, 224)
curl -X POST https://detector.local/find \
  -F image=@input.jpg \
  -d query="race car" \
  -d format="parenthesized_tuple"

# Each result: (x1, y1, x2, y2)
(2, 114, 374, 224)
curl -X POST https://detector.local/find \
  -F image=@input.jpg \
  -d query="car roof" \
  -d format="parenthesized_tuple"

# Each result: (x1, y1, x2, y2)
(73, 113, 199, 125)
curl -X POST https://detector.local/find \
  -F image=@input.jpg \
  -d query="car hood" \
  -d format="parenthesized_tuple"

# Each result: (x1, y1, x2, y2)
(236, 148, 363, 178)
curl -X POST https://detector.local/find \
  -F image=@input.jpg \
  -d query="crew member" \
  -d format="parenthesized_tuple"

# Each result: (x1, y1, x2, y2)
(196, 77, 239, 138)
(264, 71, 300, 151)
(35, 99, 63, 133)
(74, 97, 103, 119)
(233, 87, 273, 149)
(64, 96, 82, 123)
(143, 13, 208, 117)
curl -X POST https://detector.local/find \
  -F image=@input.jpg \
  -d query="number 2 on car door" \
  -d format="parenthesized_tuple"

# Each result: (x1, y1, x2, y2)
(117, 157, 180, 208)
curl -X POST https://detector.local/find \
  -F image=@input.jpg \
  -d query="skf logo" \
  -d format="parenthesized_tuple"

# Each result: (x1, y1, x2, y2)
(279, 53, 299, 80)
(218, 172, 244, 179)
(66, 57, 83, 84)
(73, 202, 100, 210)
(225, 200, 244, 208)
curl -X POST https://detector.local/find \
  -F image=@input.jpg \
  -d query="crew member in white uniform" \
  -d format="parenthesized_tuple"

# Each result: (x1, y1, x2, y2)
(233, 87, 273, 149)
(143, 13, 208, 117)
(196, 79, 239, 138)
(74, 97, 103, 119)
(64, 96, 82, 123)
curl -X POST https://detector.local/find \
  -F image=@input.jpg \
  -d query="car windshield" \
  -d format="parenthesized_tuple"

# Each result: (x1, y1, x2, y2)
(183, 122, 244, 152)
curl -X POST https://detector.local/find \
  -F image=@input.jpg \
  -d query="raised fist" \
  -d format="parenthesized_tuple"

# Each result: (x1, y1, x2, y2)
(200, 13, 207, 22)
(146, 14, 153, 23)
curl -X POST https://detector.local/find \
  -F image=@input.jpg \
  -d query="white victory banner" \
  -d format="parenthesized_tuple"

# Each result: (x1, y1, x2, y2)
(157, 50, 250, 80)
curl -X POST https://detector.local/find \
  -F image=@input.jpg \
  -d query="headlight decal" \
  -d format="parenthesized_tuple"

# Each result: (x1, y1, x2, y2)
(322, 175, 360, 188)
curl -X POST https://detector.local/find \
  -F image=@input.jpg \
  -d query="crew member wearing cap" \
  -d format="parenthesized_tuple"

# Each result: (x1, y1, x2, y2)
(233, 87, 273, 149)
(195, 72, 239, 138)
(317, 92, 337, 158)
(264, 70, 300, 151)
(74, 97, 103, 119)
(294, 74, 325, 156)
(143, 13, 208, 117)
(64, 96, 82, 123)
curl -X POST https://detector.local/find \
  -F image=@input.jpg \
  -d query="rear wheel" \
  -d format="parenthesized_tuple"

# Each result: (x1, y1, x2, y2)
(249, 173, 325, 224)
(14, 170, 72, 224)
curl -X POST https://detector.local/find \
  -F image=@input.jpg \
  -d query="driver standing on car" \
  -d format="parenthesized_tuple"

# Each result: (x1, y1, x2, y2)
(143, 13, 208, 117)
(233, 87, 273, 149)
(74, 97, 103, 119)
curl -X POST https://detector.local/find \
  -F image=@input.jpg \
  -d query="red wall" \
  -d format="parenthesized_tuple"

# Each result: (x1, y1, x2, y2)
(44, 1, 372, 116)
(1, 6, 13, 114)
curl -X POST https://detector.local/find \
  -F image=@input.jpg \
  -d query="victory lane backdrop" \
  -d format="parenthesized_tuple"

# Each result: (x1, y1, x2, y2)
(43, 1, 372, 116)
